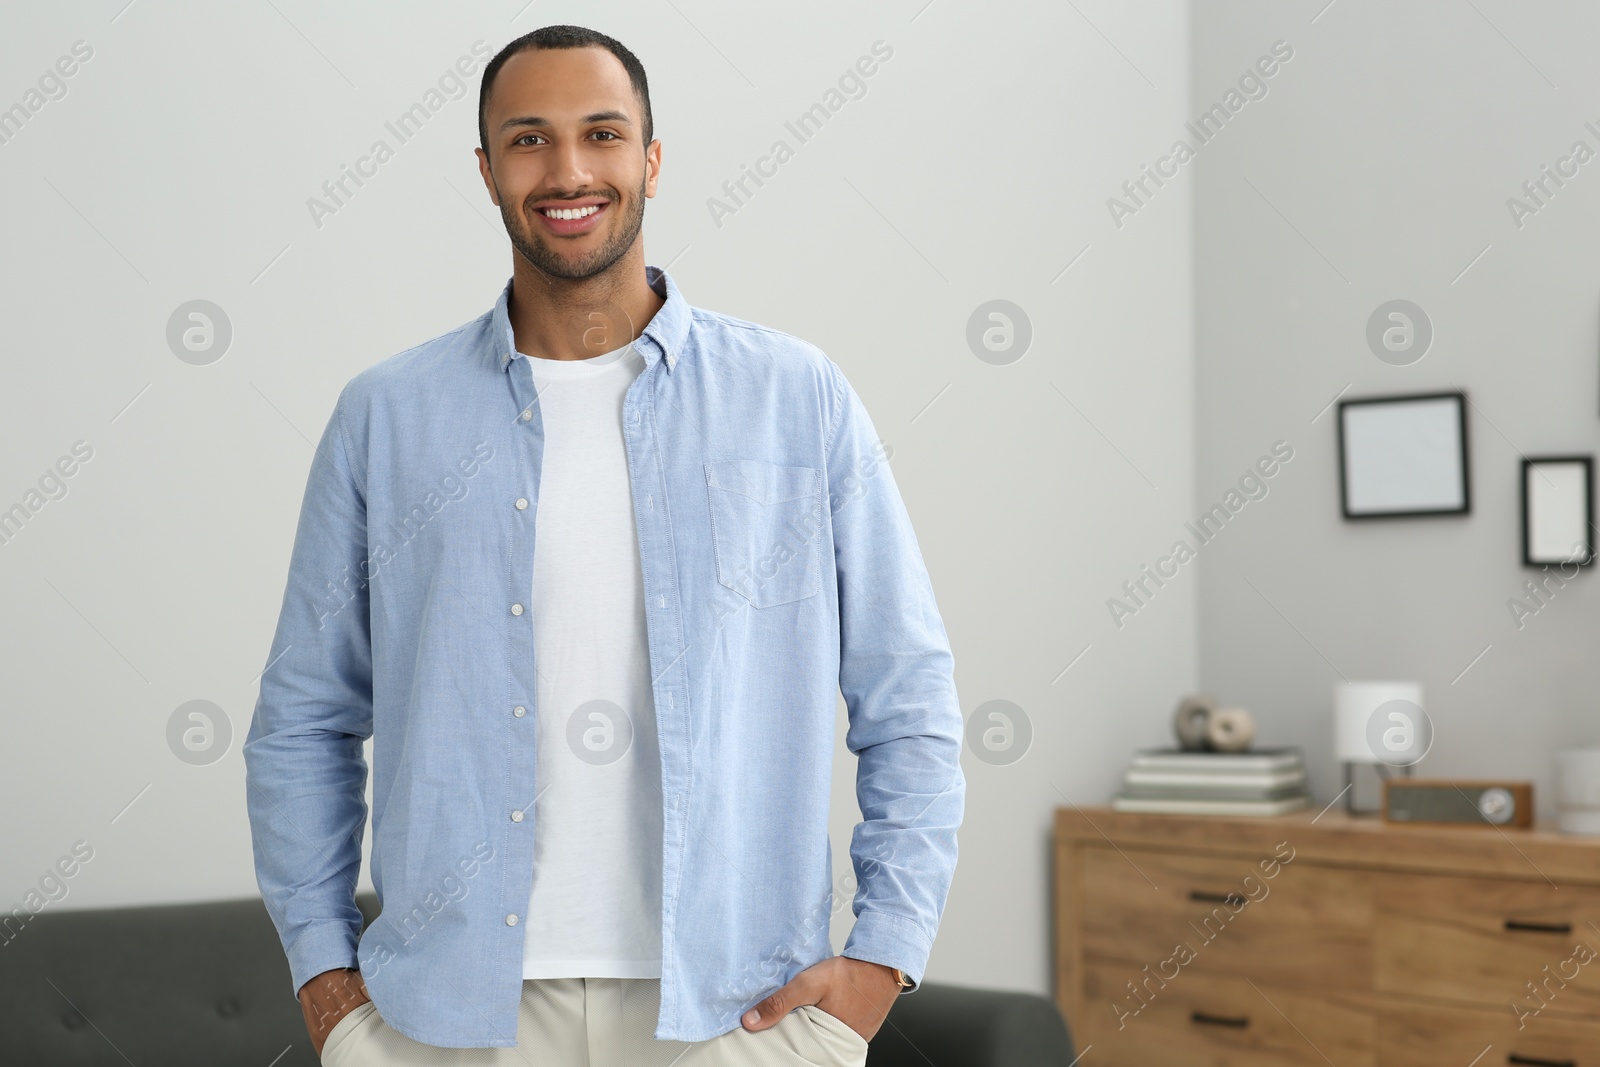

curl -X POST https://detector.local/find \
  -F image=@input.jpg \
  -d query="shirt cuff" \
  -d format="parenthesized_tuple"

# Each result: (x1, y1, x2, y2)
(841, 910, 934, 992)
(285, 920, 361, 1001)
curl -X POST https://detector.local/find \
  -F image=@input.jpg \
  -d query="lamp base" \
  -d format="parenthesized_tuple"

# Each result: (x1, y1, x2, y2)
(1342, 761, 1412, 815)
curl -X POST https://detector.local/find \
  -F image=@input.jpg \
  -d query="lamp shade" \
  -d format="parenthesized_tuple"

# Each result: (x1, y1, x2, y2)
(1334, 681, 1424, 764)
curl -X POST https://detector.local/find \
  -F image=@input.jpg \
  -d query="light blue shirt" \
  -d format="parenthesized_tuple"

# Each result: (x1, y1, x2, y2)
(243, 265, 966, 1048)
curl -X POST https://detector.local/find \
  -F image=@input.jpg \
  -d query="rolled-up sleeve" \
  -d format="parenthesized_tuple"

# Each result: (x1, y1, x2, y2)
(823, 359, 965, 992)
(243, 384, 374, 1001)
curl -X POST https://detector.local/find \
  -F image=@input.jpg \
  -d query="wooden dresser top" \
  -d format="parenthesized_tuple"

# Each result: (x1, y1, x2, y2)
(1055, 805, 1600, 883)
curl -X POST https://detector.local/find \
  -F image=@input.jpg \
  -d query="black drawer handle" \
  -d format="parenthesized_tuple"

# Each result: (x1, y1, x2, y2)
(1504, 920, 1572, 934)
(1508, 1055, 1575, 1067)
(1191, 1011, 1249, 1029)
(1189, 890, 1245, 905)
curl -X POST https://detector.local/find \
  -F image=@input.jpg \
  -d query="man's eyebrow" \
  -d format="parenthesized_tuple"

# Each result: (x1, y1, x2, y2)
(499, 110, 633, 132)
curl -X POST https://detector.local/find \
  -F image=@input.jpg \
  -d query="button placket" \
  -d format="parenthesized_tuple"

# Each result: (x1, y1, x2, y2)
(514, 490, 532, 727)
(501, 334, 547, 974)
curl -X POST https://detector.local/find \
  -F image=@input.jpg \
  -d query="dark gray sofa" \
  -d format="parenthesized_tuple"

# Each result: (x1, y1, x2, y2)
(0, 892, 1075, 1064)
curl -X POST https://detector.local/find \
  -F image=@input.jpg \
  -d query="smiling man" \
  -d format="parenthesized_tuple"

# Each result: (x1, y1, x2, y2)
(244, 24, 965, 1066)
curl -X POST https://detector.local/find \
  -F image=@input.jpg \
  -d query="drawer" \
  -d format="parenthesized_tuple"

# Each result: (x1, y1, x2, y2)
(1374, 871, 1600, 1015)
(1380, 999, 1600, 1067)
(1081, 960, 1374, 1066)
(1079, 843, 1371, 989)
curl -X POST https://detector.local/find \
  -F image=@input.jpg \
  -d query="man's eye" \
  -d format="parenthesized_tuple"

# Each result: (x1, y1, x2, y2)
(515, 134, 542, 146)
(593, 131, 617, 140)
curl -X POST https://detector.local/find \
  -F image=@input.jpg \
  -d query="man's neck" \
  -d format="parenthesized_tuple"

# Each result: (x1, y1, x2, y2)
(506, 249, 665, 361)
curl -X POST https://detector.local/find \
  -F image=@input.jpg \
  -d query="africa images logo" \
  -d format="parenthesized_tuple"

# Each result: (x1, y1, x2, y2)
(1107, 441, 1294, 629)
(1106, 40, 1294, 229)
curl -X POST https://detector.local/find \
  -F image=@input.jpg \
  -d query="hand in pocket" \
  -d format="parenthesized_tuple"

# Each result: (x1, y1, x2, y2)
(299, 968, 372, 1058)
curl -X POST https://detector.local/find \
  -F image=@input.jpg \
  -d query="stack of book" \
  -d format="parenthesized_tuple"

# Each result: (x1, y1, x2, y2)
(1111, 747, 1310, 816)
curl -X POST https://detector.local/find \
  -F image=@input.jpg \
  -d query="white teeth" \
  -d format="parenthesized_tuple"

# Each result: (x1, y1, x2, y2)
(542, 205, 600, 220)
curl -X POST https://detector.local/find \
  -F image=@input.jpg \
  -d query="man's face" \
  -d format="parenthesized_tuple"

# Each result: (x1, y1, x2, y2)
(476, 46, 658, 281)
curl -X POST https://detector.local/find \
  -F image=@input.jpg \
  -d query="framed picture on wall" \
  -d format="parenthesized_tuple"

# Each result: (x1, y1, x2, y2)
(1522, 456, 1594, 568)
(1337, 391, 1470, 519)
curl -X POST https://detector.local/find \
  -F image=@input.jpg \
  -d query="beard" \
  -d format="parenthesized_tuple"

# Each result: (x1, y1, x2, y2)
(498, 170, 647, 281)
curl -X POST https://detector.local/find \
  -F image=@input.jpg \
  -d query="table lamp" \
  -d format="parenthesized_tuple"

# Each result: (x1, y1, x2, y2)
(1334, 680, 1425, 814)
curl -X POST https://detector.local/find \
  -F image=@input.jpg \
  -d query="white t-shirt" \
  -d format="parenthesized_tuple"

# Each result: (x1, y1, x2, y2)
(519, 340, 663, 979)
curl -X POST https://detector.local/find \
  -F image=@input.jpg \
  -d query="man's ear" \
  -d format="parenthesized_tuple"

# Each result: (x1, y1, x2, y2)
(475, 147, 501, 207)
(644, 139, 662, 199)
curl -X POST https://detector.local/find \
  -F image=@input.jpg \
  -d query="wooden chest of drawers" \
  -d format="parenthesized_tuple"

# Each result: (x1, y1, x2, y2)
(1055, 806, 1600, 1066)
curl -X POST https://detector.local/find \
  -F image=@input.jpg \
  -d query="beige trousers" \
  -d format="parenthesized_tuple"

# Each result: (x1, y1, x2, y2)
(319, 977, 870, 1067)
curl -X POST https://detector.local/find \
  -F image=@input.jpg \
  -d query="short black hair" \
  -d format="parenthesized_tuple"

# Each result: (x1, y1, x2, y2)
(478, 25, 653, 159)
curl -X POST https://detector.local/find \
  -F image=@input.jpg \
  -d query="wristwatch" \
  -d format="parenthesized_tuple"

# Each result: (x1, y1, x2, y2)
(890, 967, 915, 991)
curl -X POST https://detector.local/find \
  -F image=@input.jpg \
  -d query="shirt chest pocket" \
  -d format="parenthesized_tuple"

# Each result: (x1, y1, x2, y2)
(704, 460, 824, 608)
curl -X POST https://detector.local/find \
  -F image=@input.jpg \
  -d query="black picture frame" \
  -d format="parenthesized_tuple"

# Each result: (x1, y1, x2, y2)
(1521, 456, 1595, 569)
(1336, 391, 1471, 520)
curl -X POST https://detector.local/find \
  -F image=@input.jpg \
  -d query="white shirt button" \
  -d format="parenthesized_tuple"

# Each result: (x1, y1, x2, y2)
(657, 594, 666, 609)
(513, 705, 527, 717)
(521, 410, 532, 422)
(511, 603, 524, 616)
(511, 810, 524, 822)
(506, 914, 518, 926)
(515, 498, 528, 510)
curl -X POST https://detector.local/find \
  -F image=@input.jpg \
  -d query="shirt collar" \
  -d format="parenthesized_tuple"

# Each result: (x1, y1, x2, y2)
(493, 264, 689, 374)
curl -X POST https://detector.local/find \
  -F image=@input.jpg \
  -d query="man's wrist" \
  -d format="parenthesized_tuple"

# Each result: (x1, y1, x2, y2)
(300, 967, 370, 1035)
(843, 954, 915, 992)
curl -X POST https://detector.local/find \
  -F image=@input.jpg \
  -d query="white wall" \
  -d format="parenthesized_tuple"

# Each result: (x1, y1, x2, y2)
(1191, 0, 1600, 814)
(0, 0, 1195, 1004)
